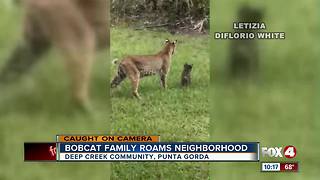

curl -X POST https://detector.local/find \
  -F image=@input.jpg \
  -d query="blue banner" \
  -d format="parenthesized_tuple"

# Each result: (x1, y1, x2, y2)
(59, 142, 258, 153)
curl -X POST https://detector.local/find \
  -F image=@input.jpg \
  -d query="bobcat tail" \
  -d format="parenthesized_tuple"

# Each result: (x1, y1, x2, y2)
(111, 63, 126, 88)
(112, 58, 119, 65)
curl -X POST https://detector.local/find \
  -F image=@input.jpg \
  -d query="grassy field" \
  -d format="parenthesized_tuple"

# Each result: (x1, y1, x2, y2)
(0, 5, 111, 180)
(210, 0, 319, 179)
(110, 27, 210, 179)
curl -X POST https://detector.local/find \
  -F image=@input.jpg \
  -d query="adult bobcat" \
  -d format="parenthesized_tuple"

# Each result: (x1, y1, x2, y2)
(0, 0, 109, 108)
(111, 39, 177, 99)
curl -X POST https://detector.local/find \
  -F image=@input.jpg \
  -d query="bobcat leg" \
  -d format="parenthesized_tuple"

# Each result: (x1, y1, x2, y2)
(61, 35, 95, 107)
(31, 0, 96, 106)
(0, 42, 49, 83)
(62, 47, 94, 106)
(160, 73, 167, 89)
(0, 10, 50, 84)
(128, 72, 141, 99)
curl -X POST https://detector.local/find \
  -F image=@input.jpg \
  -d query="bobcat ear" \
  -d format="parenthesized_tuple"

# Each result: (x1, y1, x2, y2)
(173, 40, 177, 44)
(165, 39, 170, 43)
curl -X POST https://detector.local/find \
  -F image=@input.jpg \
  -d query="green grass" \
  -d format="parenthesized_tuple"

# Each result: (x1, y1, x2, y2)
(110, 27, 210, 179)
(0, 5, 111, 180)
(210, 0, 319, 179)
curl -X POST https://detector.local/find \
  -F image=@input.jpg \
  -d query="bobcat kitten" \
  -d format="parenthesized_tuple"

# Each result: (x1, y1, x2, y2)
(181, 63, 192, 87)
(230, 5, 264, 78)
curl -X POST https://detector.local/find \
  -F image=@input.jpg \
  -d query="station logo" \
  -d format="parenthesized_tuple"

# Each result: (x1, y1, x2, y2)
(261, 145, 296, 159)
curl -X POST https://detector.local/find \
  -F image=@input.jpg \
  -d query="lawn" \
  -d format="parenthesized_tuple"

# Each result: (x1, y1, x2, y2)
(210, 0, 319, 179)
(110, 27, 210, 179)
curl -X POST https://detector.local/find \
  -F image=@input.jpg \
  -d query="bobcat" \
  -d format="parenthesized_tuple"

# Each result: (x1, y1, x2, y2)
(181, 63, 192, 87)
(111, 39, 177, 99)
(0, 0, 109, 108)
(230, 5, 264, 78)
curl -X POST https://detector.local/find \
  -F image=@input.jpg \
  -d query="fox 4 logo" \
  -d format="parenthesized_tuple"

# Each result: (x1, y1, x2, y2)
(261, 145, 296, 159)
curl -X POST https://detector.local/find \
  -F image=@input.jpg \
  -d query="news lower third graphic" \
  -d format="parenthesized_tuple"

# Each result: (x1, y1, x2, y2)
(24, 135, 298, 172)
(24, 135, 258, 162)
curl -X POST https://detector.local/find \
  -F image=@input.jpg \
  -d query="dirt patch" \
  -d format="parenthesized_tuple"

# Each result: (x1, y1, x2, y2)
(112, 15, 209, 35)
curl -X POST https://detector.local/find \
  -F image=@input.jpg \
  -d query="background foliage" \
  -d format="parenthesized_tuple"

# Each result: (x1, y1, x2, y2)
(112, 0, 209, 33)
